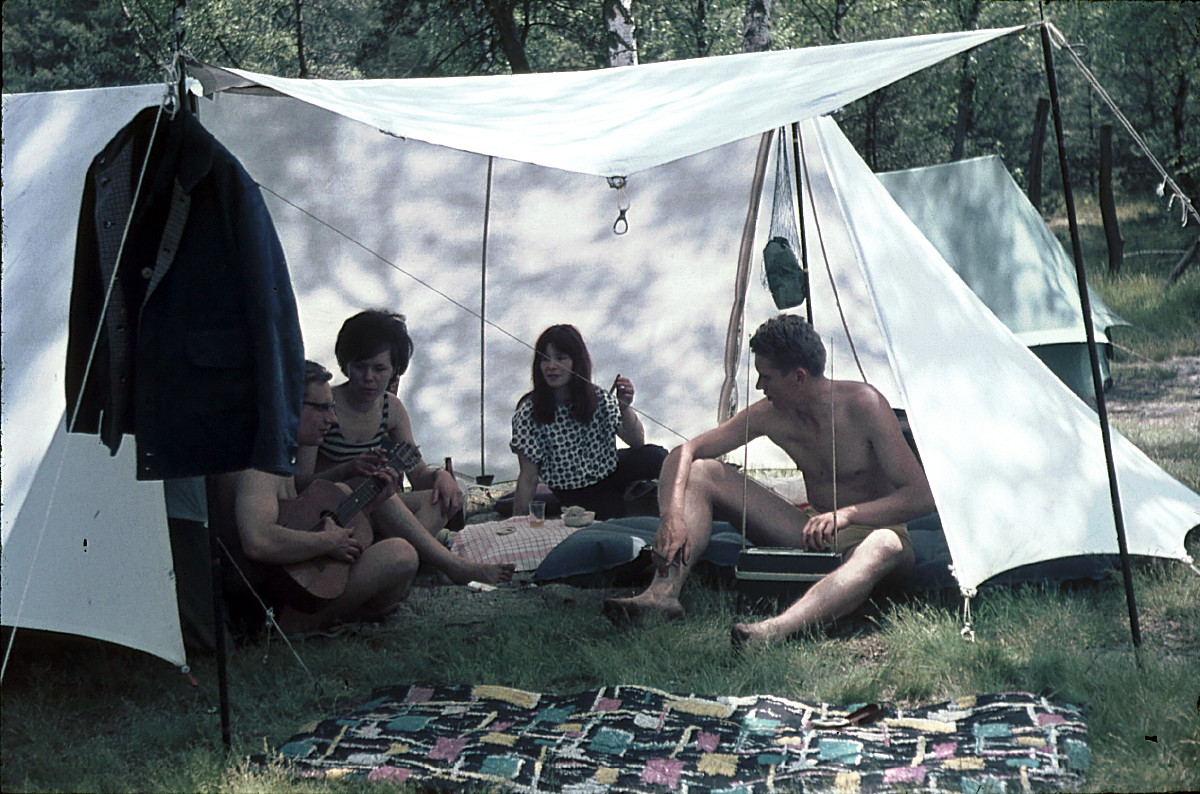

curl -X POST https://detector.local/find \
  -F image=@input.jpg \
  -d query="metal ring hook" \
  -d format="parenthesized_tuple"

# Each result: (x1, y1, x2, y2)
(612, 208, 629, 235)
(161, 52, 181, 119)
(607, 175, 630, 235)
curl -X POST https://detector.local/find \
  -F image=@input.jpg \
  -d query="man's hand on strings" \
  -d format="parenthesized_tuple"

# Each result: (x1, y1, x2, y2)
(363, 466, 401, 513)
(336, 448, 388, 481)
(321, 517, 366, 563)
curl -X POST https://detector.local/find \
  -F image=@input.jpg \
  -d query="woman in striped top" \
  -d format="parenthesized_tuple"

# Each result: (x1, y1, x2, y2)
(298, 310, 514, 586)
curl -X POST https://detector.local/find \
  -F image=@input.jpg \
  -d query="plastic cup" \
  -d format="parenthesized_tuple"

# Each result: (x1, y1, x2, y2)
(529, 500, 546, 527)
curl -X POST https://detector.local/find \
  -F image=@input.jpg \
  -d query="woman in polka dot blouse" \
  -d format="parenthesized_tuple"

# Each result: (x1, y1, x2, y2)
(510, 325, 667, 521)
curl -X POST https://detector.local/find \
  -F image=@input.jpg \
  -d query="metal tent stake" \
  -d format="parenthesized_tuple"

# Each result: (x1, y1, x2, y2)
(1040, 22, 1142, 658)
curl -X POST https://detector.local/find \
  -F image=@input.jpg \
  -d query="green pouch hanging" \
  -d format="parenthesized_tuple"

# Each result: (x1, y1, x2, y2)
(763, 236, 807, 309)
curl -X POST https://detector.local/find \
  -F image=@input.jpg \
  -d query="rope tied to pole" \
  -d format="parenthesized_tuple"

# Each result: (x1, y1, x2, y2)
(1043, 21, 1200, 229)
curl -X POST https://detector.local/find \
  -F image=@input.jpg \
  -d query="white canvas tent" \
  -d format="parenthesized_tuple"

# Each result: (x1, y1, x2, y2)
(877, 155, 1126, 399)
(4, 24, 1198, 668)
(2, 85, 188, 667)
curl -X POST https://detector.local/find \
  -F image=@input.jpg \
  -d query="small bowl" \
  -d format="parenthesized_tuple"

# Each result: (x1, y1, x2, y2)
(562, 508, 595, 527)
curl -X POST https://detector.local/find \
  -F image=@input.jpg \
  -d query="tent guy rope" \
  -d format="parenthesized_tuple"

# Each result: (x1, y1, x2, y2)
(1045, 22, 1200, 229)
(797, 125, 868, 385)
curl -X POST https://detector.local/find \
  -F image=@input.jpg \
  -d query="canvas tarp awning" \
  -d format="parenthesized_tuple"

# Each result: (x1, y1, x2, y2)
(189, 26, 1026, 177)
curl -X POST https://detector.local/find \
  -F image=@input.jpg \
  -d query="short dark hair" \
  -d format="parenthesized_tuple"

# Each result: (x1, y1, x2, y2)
(304, 360, 332, 386)
(334, 310, 414, 377)
(748, 314, 826, 375)
(527, 324, 598, 424)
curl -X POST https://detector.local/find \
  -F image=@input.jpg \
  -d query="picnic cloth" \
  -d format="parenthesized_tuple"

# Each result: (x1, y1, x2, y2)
(451, 518, 580, 571)
(265, 684, 1089, 792)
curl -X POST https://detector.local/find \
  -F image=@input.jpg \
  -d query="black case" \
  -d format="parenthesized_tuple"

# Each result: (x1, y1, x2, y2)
(735, 547, 841, 610)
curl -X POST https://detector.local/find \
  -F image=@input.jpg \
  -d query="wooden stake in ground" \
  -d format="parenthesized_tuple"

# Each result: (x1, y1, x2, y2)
(1168, 235, 1199, 284)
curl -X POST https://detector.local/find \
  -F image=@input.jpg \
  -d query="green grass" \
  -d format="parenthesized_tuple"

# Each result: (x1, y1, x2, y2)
(3, 200, 1197, 792)
(4, 561, 1199, 792)
(1051, 195, 1200, 360)
(1100, 273, 1200, 361)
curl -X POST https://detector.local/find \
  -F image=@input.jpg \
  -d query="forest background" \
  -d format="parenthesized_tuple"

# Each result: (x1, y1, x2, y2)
(4, 0, 1199, 218)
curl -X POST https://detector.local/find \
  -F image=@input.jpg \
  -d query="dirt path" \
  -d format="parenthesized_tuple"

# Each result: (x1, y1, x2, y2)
(1106, 355, 1200, 419)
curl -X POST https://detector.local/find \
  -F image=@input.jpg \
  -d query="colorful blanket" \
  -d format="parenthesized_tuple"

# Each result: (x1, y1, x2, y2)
(450, 518, 580, 571)
(267, 685, 1088, 792)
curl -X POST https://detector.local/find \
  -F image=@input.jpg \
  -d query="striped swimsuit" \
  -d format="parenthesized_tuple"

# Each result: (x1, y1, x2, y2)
(319, 397, 390, 463)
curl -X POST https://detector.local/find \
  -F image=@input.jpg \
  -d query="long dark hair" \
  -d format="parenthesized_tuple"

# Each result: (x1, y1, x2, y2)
(524, 324, 598, 425)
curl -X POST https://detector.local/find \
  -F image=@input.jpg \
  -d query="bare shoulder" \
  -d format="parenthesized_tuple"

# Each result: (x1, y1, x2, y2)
(839, 380, 894, 416)
(235, 468, 292, 500)
(731, 397, 783, 436)
(386, 392, 409, 428)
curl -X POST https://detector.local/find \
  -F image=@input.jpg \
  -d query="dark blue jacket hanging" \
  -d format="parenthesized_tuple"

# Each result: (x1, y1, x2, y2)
(66, 105, 304, 480)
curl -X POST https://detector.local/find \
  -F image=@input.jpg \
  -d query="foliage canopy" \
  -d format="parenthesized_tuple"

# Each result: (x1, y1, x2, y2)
(3, 1, 1197, 222)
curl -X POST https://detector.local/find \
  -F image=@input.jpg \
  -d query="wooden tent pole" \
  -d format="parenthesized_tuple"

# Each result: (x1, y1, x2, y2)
(478, 156, 494, 482)
(181, 0, 233, 751)
(204, 480, 233, 752)
(718, 130, 775, 424)
(1040, 22, 1143, 656)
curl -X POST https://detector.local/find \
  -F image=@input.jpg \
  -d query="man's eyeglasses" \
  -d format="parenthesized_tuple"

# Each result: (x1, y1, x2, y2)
(303, 401, 337, 413)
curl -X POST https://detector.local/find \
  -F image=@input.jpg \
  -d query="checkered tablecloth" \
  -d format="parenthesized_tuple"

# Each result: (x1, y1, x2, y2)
(449, 518, 581, 571)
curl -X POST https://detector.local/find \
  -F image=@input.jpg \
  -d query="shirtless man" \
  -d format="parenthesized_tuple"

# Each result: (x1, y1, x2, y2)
(214, 361, 419, 634)
(602, 315, 934, 646)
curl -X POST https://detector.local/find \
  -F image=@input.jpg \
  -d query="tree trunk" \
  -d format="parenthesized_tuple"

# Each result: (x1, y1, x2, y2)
(950, 67, 975, 160)
(742, 0, 770, 53)
(1171, 69, 1189, 157)
(605, 0, 637, 67)
(830, 0, 850, 42)
(950, 0, 981, 161)
(1099, 124, 1124, 274)
(1027, 97, 1050, 211)
(294, 0, 308, 78)
(485, 0, 532, 74)
(694, 0, 709, 57)
(1170, 71, 1199, 210)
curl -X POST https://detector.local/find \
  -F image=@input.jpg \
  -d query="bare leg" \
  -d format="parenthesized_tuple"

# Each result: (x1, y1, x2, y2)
(378, 493, 514, 585)
(731, 528, 913, 648)
(280, 537, 419, 633)
(604, 452, 807, 624)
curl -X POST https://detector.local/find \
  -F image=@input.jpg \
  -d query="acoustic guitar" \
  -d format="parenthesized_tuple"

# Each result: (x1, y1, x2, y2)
(277, 441, 423, 611)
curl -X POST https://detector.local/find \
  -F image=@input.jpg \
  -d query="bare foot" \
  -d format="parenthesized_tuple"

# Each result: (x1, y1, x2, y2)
(730, 621, 774, 653)
(447, 560, 515, 585)
(731, 619, 815, 652)
(602, 593, 685, 625)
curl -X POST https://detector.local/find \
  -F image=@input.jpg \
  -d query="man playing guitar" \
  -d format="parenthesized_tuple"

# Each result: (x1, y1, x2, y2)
(213, 361, 418, 635)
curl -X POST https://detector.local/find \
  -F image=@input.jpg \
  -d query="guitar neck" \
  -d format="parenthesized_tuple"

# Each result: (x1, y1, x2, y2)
(331, 479, 385, 527)
(328, 443, 421, 527)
